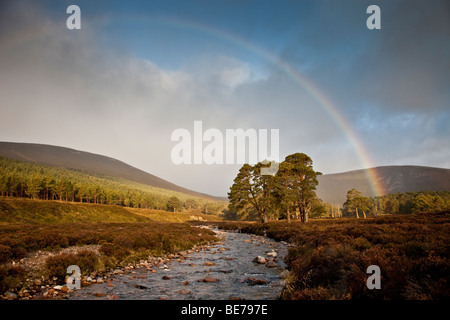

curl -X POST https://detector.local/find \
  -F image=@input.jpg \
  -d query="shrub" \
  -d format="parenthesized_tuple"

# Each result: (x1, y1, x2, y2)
(0, 265, 26, 292)
(45, 253, 78, 281)
(75, 250, 99, 274)
(100, 243, 129, 259)
(45, 250, 99, 281)
(219, 212, 450, 300)
(0, 245, 12, 264)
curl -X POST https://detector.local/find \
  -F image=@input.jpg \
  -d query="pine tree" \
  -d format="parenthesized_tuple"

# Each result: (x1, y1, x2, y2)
(281, 153, 321, 223)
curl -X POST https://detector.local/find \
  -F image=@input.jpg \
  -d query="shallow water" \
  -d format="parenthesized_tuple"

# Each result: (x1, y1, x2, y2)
(68, 228, 288, 300)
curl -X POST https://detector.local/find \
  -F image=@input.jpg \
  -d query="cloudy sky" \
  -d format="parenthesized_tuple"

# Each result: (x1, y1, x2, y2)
(0, 0, 449, 197)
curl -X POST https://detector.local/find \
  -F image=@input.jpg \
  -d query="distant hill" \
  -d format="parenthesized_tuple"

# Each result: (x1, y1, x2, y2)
(2, 142, 449, 206)
(317, 165, 450, 205)
(0, 141, 224, 201)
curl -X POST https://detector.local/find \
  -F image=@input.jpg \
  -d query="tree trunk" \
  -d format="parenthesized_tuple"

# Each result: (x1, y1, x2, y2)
(356, 207, 359, 219)
(287, 208, 291, 223)
(303, 210, 309, 223)
(261, 211, 268, 223)
(363, 211, 367, 219)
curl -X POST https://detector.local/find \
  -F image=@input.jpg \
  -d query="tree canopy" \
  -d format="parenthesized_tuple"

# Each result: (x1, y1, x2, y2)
(0, 156, 226, 213)
(228, 153, 321, 223)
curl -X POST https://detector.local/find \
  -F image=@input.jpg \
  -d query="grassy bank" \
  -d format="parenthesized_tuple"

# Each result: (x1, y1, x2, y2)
(0, 197, 221, 224)
(217, 213, 450, 300)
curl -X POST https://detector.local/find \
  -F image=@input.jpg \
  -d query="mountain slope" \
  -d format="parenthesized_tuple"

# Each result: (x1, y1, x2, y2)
(0, 141, 223, 201)
(317, 165, 450, 205)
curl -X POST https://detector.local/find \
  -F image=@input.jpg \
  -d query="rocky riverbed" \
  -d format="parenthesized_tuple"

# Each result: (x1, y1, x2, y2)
(67, 227, 290, 300)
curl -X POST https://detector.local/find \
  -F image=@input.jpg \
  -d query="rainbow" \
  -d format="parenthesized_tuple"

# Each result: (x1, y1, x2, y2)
(0, 13, 386, 197)
(120, 15, 386, 197)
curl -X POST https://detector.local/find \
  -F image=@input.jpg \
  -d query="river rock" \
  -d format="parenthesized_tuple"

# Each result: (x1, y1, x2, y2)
(93, 292, 106, 297)
(267, 251, 277, 257)
(244, 277, 268, 286)
(162, 275, 171, 280)
(278, 270, 290, 279)
(253, 256, 267, 264)
(61, 286, 70, 294)
(4, 291, 17, 300)
(265, 261, 277, 268)
(134, 284, 149, 289)
(204, 261, 217, 266)
(177, 289, 191, 295)
(198, 276, 219, 283)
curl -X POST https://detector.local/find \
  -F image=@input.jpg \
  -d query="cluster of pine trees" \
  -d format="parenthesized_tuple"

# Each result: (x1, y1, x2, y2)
(228, 153, 322, 223)
(343, 188, 450, 217)
(227, 152, 450, 222)
(0, 156, 225, 213)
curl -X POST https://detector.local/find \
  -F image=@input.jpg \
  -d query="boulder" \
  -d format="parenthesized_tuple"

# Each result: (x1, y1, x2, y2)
(61, 286, 70, 294)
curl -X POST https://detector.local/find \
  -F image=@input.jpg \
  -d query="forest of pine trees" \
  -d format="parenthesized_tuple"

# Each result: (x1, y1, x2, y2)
(343, 189, 450, 217)
(227, 152, 450, 222)
(0, 156, 226, 213)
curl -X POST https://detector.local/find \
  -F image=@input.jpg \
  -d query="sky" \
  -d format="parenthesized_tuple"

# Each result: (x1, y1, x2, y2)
(0, 0, 449, 197)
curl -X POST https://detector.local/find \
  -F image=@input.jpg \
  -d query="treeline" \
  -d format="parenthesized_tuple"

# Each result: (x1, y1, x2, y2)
(0, 156, 226, 213)
(227, 151, 450, 222)
(343, 188, 450, 217)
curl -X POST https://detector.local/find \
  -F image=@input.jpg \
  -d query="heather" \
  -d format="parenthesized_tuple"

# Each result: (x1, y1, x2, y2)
(218, 212, 450, 299)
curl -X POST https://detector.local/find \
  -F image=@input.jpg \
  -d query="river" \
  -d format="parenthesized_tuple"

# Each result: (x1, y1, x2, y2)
(68, 227, 289, 300)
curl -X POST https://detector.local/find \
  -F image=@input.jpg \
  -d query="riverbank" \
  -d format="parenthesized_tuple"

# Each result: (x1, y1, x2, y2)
(67, 228, 289, 300)
(215, 212, 450, 300)
(0, 222, 217, 299)
(2, 242, 219, 300)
